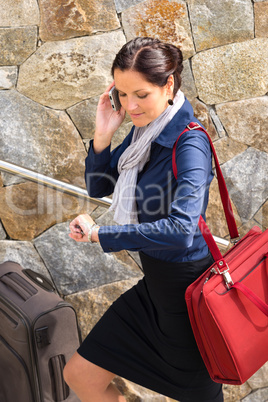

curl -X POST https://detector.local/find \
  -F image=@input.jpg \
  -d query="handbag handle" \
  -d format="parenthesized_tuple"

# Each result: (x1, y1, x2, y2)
(232, 281, 268, 317)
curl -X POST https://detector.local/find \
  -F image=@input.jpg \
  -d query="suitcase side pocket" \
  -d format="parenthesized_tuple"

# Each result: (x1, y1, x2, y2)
(49, 354, 69, 401)
(0, 335, 35, 402)
(0, 306, 18, 327)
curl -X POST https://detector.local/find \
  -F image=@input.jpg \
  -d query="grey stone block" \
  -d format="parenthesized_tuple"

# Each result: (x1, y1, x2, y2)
(33, 222, 142, 296)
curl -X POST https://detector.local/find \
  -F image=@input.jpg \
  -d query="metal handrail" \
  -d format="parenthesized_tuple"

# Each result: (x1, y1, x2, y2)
(0, 159, 230, 247)
(0, 159, 112, 208)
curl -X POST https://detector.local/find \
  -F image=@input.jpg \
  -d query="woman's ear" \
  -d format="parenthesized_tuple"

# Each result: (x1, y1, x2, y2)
(166, 75, 174, 97)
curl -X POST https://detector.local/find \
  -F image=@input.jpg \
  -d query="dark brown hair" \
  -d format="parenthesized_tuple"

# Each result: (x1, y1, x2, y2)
(111, 37, 183, 96)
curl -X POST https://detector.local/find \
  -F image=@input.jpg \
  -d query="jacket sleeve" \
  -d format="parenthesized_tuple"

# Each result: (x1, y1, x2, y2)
(98, 131, 213, 253)
(85, 128, 134, 198)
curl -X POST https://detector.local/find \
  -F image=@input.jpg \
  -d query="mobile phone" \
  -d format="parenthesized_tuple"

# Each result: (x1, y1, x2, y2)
(75, 224, 85, 236)
(109, 86, 121, 111)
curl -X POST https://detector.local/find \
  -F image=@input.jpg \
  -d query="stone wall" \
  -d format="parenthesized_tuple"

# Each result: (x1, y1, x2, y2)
(0, 1, 267, 401)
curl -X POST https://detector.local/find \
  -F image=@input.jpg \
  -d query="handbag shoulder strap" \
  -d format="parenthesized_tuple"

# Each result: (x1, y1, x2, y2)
(173, 124, 268, 317)
(172, 122, 239, 241)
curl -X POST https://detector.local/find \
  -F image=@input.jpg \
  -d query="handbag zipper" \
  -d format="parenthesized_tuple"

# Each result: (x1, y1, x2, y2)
(224, 231, 260, 262)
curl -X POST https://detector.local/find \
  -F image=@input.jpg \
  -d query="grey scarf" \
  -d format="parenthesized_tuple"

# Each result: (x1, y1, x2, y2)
(109, 90, 185, 224)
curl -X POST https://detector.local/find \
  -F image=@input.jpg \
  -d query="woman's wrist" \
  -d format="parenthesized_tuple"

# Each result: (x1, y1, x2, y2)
(90, 225, 100, 243)
(93, 141, 108, 154)
(93, 132, 114, 154)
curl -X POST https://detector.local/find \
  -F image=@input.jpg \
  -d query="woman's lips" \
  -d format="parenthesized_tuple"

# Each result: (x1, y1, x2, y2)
(130, 112, 144, 118)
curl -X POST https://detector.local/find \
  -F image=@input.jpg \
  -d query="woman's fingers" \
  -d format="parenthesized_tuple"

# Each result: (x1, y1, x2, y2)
(105, 81, 115, 93)
(69, 232, 83, 240)
(69, 214, 96, 242)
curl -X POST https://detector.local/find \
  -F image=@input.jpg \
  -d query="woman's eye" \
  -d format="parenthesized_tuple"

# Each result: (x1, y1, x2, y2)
(137, 94, 148, 99)
(118, 93, 148, 99)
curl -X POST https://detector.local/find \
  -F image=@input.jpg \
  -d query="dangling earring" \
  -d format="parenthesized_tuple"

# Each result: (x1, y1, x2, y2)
(168, 99, 174, 106)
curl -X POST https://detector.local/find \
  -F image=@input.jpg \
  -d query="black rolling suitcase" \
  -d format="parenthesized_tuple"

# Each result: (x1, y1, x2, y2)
(0, 261, 81, 402)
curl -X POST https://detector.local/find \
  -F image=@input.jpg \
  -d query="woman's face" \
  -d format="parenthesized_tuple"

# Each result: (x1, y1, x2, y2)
(114, 69, 173, 127)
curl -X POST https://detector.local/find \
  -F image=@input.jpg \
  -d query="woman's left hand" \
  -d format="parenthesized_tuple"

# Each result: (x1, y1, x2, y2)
(69, 214, 99, 243)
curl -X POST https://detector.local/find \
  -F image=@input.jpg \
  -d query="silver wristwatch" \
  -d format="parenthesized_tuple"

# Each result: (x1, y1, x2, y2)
(88, 224, 99, 243)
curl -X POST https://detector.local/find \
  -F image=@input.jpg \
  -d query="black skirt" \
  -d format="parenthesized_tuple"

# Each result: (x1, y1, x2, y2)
(78, 252, 223, 402)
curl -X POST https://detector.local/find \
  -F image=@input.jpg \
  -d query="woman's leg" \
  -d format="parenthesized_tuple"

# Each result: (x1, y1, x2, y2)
(64, 352, 126, 402)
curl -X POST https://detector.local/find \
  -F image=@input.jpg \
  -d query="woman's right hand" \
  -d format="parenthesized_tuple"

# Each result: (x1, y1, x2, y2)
(93, 82, 125, 154)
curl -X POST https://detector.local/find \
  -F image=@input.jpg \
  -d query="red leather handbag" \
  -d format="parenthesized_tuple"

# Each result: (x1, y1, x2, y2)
(173, 122, 268, 385)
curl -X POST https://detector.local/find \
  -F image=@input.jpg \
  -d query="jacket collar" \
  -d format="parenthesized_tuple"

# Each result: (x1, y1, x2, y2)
(153, 98, 199, 148)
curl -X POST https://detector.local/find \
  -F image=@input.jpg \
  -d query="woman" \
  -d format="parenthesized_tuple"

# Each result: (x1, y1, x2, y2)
(65, 37, 223, 402)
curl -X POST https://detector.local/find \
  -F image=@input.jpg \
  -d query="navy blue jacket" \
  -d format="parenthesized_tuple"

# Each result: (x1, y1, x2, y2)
(85, 98, 214, 262)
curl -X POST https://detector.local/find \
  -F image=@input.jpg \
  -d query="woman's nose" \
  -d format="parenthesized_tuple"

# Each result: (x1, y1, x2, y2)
(126, 96, 138, 111)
